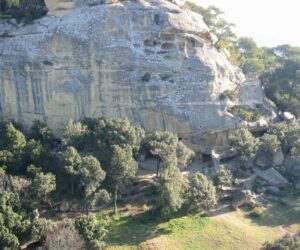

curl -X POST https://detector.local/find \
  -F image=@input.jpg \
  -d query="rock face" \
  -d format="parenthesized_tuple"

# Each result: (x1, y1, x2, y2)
(258, 168, 288, 187)
(0, 0, 255, 148)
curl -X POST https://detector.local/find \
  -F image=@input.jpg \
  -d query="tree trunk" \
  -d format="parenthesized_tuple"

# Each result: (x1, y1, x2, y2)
(114, 187, 118, 215)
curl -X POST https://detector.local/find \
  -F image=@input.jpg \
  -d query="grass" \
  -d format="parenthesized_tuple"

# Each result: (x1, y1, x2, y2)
(105, 209, 287, 250)
(101, 195, 300, 250)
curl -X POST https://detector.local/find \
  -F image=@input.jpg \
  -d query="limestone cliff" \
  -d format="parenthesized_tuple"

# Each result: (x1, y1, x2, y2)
(0, 0, 264, 150)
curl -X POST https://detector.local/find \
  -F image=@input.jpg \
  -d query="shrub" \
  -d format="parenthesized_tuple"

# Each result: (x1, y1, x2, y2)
(213, 165, 233, 187)
(258, 133, 280, 156)
(220, 90, 237, 101)
(262, 234, 300, 250)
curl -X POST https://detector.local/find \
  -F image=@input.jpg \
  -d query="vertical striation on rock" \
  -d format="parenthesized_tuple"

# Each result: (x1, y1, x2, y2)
(0, 0, 255, 150)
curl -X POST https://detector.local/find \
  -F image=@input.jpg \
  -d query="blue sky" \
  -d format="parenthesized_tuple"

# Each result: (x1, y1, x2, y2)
(192, 0, 300, 47)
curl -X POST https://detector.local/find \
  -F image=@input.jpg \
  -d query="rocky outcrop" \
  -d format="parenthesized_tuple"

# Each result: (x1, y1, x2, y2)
(0, 0, 267, 149)
(258, 168, 288, 187)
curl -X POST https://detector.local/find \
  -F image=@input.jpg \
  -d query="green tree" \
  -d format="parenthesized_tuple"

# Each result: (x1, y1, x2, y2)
(63, 120, 89, 151)
(187, 172, 217, 210)
(0, 122, 26, 153)
(258, 134, 281, 156)
(61, 147, 82, 195)
(142, 131, 194, 177)
(79, 156, 106, 214)
(228, 128, 258, 165)
(213, 165, 233, 188)
(267, 122, 300, 155)
(110, 145, 138, 215)
(30, 172, 56, 206)
(75, 215, 107, 250)
(30, 120, 54, 147)
(156, 155, 185, 218)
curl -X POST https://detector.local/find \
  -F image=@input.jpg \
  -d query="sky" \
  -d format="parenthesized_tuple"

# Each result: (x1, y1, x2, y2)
(192, 0, 300, 47)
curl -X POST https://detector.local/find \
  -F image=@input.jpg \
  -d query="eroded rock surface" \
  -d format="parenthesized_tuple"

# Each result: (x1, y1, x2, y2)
(0, 0, 262, 149)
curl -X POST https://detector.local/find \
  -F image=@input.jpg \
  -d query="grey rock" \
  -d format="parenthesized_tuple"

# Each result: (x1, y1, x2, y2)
(60, 201, 69, 212)
(280, 111, 296, 123)
(295, 181, 300, 190)
(258, 168, 288, 187)
(265, 186, 280, 195)
(231, 189, 256, 210)
(0, 0, 269, 150)
(272, 148, 285, 166)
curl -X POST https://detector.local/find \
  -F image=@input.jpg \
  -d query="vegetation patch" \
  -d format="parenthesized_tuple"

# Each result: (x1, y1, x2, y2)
(228, 105, 261, 121)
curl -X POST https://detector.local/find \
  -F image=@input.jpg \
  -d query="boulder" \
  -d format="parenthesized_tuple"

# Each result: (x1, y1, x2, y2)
(258, 168, 289, 187)
(272, 148, 285, 166)
(295, 181, 300, 190)
(231, 190, 256, 210)
(265, 186, 280, 195)
(280, 112, 296, 123)
(60, 201, 70, 212)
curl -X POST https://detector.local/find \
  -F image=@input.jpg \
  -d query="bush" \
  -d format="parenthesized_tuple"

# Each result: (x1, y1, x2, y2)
(262, 234, 300, 250)
(258, 133, 280, 156)
(220, 90, 237, 101)
(213, 165, 232, 187)
(43, 222, 85, 250)
(228, 106, 261, 122)
(228, 128, 258, 165)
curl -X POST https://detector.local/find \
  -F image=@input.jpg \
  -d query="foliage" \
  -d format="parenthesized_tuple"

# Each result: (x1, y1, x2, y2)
(228, 128, 258, 165)
(75, 215, 107, 250)
(110, 145, 138, 214)
(267, 122, 300, 154)
(0, 122, 26, 153)
(258, 134, 281, 156)
(213, 165, 233, 187)
(262, 234, 300, 250)
(228, 106, 261, 122)
(156, 155, 185, 218)
(63, 120, 89, 151)
(30, 172, 56, 205)
(261, 59, 300, 117)
(187, 172, 217, 210)
(30, 120, 54, 147)
(0, 0, 47, 22)
(142, 131, 194, 176)
(185, 1, 236, 48)
(220, 90, 237, 101)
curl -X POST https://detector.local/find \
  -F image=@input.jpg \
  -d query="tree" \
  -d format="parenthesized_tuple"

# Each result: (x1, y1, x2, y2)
(213, 165, 233, 188)
(187, 172, 217, 210)
(228, 128, 258, 166)
(261, 60, 300, 117)
(30, 120, 54, 147)
(142, 131, 194, 177)
(92, 118, 145, 167)
(0, 192, 31, 249)
(0, 122, 26, 154)
(262, 234, 300, 250)
(61, 146, 82, 195)
(185, 2, 236, 48)
(156, 155, 185, 218)
(30, 172, 56, 206)
(75, 215, 107, 250)
(110, 145, 138, 215)
(79, 156, 106, 214)
(63, 120, 89, 151)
